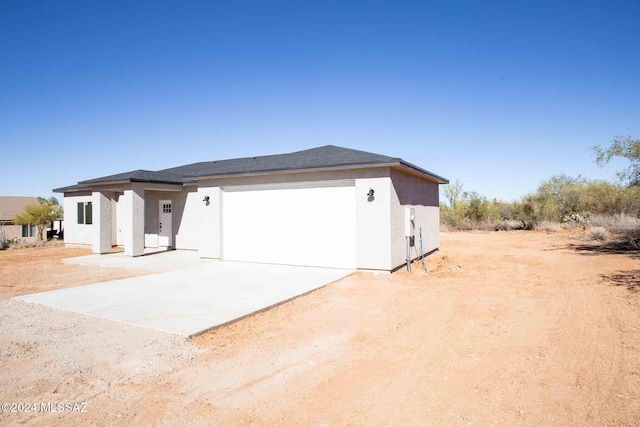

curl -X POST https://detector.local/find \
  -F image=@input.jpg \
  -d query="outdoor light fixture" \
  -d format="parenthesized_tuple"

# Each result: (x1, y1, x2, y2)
(367, 188, 375, 202)
(203, 195, 210, 204)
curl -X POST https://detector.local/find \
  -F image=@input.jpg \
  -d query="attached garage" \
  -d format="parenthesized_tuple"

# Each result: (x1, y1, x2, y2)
(222, 182, 356, 269)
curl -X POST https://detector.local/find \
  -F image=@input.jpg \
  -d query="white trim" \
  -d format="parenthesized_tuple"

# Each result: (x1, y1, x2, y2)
(222, 179, 355, 192)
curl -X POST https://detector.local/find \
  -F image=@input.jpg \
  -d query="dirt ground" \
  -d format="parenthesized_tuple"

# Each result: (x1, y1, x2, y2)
(1, 231, 639, 426)
(0, 245, 148, 301)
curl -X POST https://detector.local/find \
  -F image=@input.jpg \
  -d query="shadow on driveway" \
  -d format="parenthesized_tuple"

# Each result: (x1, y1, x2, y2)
(549, 239, 640, 259)
(600, 269, 640, 293)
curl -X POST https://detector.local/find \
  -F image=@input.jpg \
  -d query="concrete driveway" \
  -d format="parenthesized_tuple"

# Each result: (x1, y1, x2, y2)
(17, 257, 352, 336)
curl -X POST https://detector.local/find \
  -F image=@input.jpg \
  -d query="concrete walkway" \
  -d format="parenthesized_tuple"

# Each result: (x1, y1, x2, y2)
(62, 249, 208, 272)
(18, 258, 353, 337)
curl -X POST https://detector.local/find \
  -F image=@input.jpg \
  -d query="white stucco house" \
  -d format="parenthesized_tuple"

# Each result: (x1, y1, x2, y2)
(54, 145, 448, 272)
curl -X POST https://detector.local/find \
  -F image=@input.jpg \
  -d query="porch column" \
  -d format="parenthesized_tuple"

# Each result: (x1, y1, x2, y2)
(123, 185, 145, 257)
(92, 191, 112, 254)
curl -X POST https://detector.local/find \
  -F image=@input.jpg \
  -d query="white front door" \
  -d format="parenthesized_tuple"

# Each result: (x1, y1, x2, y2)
(158, 200, 172, 247)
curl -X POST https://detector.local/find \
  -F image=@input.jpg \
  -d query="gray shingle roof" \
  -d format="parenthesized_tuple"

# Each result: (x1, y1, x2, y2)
(54, 145, 447, 193)
(160, 145, 400, 178)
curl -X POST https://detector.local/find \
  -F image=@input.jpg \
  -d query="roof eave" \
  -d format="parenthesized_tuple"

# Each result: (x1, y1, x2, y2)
(54, 179, 184, 193)
(397, 160, 449, 184)
(53, 185, 90, 193)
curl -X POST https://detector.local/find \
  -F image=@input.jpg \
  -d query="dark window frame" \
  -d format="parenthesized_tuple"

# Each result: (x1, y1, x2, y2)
(77, 201, 93, 225)
(21, 224, 35, 238)
(77, 202, 84, 224)
(85, 201, 93, 225)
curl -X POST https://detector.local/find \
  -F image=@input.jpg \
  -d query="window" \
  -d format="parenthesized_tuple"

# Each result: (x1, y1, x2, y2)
(21, 225, 36, 238)
(77, 201, 93, 225)
(77, 202, 84, 224)
(162, 203, 172, 213)
(85, 201, 93, 224)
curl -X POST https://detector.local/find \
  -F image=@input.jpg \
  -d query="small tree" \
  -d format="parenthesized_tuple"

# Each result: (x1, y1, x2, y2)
(593, 135, 640, 186)
(442, 179, 464, 208)
(37, 196, 60, 206)
(14, 199, 62, 241)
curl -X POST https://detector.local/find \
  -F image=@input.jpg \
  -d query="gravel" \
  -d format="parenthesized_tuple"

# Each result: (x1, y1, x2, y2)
(0, 299, 206, 402)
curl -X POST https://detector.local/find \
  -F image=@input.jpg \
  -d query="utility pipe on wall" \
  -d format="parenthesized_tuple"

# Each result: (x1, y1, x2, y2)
(420, 227, 427, 272)
(406, 236, 411, 272)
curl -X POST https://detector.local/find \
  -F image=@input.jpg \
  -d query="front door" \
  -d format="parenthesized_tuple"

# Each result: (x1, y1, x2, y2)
(158, 200, 172, 247)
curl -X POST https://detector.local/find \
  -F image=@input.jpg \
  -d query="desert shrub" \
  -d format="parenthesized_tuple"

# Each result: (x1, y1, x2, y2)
(561, 212, 590, 226)
(521, 175, 640, 222)
(0, 232, 7, 250)
(440, 175, 640, 232)
(454, 218, 476, 231)
(465, 192, 500, 223)
(589, 214, 640, 234)
(440, 190, 501, 230)
(8, 239, 63, 250)
(0, 220, 9, 250)
(495, 201, 518, 220)
(494, 219, 523, 231)
(589, 226, 609, 241)
(8, 238, 31, 249)
(622, 227, 640, 245)
(534, 221, 561, 232)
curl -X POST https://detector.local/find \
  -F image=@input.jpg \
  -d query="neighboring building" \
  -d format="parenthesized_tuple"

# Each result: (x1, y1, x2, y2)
(54, 145, 448, 272)
(0, 196, 39, 242)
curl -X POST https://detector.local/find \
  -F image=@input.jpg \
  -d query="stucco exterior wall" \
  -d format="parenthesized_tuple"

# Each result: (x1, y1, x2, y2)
(197, 168, 393, 269)
(2, 224, 37, 242)
(355, 177, 392, 270)
(174, 188, 200, 250)
(196, 167, 390, 188)
(390, 169, 441, 270)
(197, 186, 222, 258)
(63, 192, 93, 246)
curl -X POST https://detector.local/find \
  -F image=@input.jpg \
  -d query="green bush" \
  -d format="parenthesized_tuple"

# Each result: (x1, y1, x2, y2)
(440, 175, 640, 231)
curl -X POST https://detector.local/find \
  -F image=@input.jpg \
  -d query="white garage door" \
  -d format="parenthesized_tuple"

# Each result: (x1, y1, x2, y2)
(222, 183, 356, 269)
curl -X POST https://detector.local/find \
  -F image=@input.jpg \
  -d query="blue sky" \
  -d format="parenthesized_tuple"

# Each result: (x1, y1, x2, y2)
(1, 0, 638, 202)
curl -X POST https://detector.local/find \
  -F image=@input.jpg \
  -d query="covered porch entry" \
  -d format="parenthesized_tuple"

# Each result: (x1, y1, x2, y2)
(91, 183, 184, 257)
